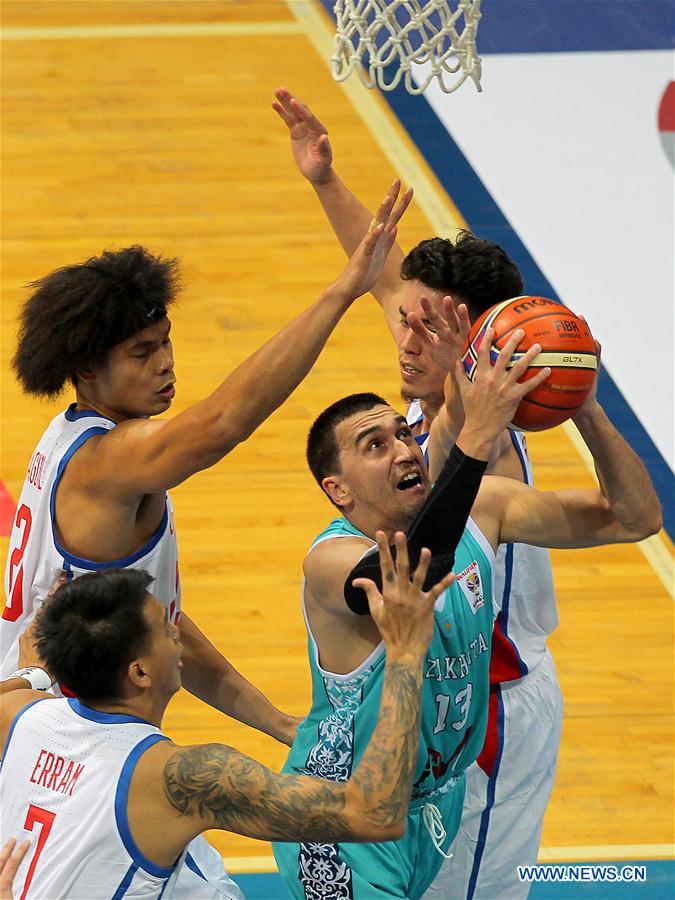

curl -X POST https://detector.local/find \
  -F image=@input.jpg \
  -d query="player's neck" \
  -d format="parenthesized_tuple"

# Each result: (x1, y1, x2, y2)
(418, 396, 442, 433)
(81, 694, 167, 728)
(345, 507, 415, 543)
(74, 388, 126, 424)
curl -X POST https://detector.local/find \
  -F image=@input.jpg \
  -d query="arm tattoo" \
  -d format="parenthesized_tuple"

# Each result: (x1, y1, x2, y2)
(349, 660, 422, 830)
(163, 658, 422, 843)
(164, 744, 354, 842)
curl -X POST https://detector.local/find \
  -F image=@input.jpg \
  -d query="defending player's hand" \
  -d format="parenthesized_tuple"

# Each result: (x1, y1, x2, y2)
(0, 838, 31, 900)
(273, 88, 333, 184)
(352, 531, 455, 662)
(454, 327, 550, 449)
(331, 181, 413, 302)
(408, 298, 470, 373)
(17, 614, 51, 675)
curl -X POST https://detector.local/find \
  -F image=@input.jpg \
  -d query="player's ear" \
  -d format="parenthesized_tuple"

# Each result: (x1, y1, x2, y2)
(75, 367, 96, 384)
(322, 476, 350, 508)
(127, 659, 151, 690)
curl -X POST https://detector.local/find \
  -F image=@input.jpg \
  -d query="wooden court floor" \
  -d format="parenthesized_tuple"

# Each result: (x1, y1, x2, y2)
(1, 0, 672, 871)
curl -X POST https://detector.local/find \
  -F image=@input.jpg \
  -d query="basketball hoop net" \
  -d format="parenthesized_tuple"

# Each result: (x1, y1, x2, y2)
(332, 0, 482, 95)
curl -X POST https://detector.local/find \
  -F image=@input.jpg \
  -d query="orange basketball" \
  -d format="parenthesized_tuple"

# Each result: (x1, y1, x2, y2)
(461, 296, 597, 431)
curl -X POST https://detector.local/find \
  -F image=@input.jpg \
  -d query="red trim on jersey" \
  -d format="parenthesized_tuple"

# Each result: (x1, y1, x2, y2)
(489, 613, 524, 685)
(476, 690, 500, 776)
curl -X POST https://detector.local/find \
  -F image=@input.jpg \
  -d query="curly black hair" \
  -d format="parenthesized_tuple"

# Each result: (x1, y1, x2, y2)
(12, 246, 181, 398)
(400, 231, 523, 320)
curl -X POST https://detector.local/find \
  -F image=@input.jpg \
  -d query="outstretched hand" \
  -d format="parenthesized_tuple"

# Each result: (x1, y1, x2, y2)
(273, 88, 333, 184)
(332, 180, 413, 302)
(455, 328, 550, 453)
(353, 531, 455, 660)
(408, 298, 471, 373)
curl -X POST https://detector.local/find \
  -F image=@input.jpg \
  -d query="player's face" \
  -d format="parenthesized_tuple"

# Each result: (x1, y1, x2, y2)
(326, 405, 431, 532)
(86, 318, 175, 420)
(394, 280, 452, 406)
(144, 595, 183, 697)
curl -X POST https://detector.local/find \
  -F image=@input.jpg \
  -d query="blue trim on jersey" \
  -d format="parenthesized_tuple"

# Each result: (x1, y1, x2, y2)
(49, 426, 170, 570)
(68, 698, 156, 727)
(114, 733, 174, 878)
(0, 698, 45, 772)
(185, 852, 208, 882)
(157, 877, 171, 899)
(499, 544, 528, 678)
(64, 403, 116, 424)
(508, 431, 530, 486)
(111, 862, 139, 900)
(500, 543, 514, 633)
(497, 432, 531, 676)
(466, 687, 505, 900)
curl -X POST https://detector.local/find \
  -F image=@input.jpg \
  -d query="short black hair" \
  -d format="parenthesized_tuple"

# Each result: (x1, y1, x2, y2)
(13, 246, 180, 398)
(307, 393, 387, 503)
(401, 231, 523, 321)
(34, 569, 154, 702)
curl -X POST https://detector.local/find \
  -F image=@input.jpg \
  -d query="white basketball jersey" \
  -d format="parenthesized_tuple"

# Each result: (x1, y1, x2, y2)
(1, 405, 181, 678)
(0, 696, 187, 899)
(406, 401, 557, 678)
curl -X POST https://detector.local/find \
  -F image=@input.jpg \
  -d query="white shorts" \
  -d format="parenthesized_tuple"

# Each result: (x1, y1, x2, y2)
(423, 649, 563, 900)
(172, 835, 244, 899)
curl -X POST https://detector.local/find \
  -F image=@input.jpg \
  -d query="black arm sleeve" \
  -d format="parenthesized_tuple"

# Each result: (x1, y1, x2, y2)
(343, 445, 488, 615)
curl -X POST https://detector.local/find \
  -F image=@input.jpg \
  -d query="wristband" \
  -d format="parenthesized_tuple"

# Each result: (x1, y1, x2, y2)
(9, 667, 53, 692)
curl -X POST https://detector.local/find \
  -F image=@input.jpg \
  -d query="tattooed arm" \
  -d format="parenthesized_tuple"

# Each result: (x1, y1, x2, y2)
(128, 535, 453, 866)
(162, 652, 422, 843)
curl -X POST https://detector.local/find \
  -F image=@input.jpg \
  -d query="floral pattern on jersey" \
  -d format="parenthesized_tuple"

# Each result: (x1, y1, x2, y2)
(296, 667, 373, 899)
(297, 843, 352, 899)
(301, 669, 370, 780)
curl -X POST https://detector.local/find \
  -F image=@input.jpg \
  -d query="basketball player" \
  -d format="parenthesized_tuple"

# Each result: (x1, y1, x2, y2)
(274, 88, 568, 898)
(271, 311, 660, 898)
(0, 184, 409, 898)
(0, 548, 454, 899)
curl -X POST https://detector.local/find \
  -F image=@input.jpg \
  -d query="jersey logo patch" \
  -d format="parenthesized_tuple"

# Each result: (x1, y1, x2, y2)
(457, 560, 484, 614)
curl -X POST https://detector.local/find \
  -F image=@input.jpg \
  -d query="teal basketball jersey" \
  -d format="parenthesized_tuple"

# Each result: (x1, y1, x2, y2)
(284, 515, 496, 798)
(275, 516, 496, 898)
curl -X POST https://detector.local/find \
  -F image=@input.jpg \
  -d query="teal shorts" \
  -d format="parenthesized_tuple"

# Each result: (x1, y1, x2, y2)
(273, 774, 465, 899)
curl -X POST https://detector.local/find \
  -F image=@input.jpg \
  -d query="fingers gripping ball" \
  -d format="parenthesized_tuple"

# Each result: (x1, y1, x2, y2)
(462, 296, 597, 431)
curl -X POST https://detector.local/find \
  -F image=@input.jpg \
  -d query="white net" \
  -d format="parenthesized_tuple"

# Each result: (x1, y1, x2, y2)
(332, 0, 482, 95)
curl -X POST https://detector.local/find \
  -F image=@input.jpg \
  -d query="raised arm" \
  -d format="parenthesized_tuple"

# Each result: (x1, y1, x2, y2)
(467, 343, 662, 551)
(273, 87, 409, 324)
(86, 185, 408, 498)
(133, 537, 453, 862)
(475, 399, 662, 551)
